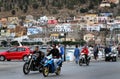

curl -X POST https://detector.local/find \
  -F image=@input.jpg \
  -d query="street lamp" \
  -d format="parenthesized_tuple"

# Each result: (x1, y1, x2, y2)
(59, 32, 67, 61)
(64, 33, 67, 61)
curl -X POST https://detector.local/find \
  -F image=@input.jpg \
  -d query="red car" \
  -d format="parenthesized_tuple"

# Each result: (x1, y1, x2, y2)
(0, 46, 33, 61)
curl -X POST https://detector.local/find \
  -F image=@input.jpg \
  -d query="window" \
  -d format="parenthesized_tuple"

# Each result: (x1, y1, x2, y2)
(8, 48, 17, 52)
(17, 47, 26, 51)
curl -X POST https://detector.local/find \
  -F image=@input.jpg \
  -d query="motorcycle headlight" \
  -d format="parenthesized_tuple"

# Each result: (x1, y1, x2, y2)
(106, 54, 109, 56)
(28, 55, 31, 59)
(114, 54, 117, 56)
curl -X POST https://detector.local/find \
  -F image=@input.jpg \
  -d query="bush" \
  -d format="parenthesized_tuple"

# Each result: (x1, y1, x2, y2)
(52, 9, 59, 14)
(46, 40, 86, 46)
(47, 41, 60, 45)
(21, 42, 43, 45)
(10, 41, 19, 46)
(80, 8, 88, 13)
(32, 3, 39, 9)
(11, 10, 16, 15)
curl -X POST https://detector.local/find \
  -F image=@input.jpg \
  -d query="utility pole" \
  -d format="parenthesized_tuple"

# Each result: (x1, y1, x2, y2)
(64, 33, 67, 61)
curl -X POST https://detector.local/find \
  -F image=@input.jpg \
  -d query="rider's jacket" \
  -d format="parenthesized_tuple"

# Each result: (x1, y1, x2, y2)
(47, 48, 60, 59)
(81, 48, 89, 55)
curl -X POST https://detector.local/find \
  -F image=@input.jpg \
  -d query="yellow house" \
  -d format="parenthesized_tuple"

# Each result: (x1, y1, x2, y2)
(85, 14, 98, 25)
(50, 33, 59, 40)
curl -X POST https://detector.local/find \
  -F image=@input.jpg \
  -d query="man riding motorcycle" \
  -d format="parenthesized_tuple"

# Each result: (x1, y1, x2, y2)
(33, 46, 44, 67)
(47, 44, 61, 70)
(81, 45, 89, 62)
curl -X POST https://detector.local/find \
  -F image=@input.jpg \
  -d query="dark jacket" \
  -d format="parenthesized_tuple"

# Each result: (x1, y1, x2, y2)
(33, 51, 44, 60)
(104, 47, 111, 54)
(47, 48, 60, 58)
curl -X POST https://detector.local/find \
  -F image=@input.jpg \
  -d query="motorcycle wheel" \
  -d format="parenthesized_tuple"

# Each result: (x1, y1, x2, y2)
(23, 63, 30, 75)
(86, 60, 89, 66)
(55, 67, 61, 75)
(79, 59, 82, 66)
(43, 67, 49, 77)
(112, 57, 117, 62)
(39, 66, 43, 73)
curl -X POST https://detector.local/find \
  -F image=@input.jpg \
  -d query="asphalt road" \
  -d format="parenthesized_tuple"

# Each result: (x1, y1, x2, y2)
(0, 60, 120, 79)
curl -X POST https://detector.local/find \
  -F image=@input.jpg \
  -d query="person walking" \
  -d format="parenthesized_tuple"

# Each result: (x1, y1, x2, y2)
(74, 45, 80, 64)
(117, 44, 120, 57)
(93, 44, 99, 60)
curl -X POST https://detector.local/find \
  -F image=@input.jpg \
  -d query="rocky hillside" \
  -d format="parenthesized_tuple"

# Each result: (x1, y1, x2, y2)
(0, 0, 119, 18)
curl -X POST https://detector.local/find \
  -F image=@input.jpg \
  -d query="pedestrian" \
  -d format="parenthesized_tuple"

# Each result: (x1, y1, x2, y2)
(74, 45, 80, 64)
(93, 44, 99, 60)
(57, 44, 64, 60)
(117, 44, 120, 57)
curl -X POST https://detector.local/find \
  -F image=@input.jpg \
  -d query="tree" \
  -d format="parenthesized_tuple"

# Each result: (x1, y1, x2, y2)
(52, 1, 63, 9)
(66, 0, 75, 10)
(10, 41, 19, 46)
(41, 0, 46, 6)
(32, 3, 39, 9)
(52, 9, 59, 14)
(88, 3, 94, 10)
(79, 0, 86, 4)
(11, 9, 16, 15)
(80, 8, 88, 13)
(19, 4, 23, 10)
(110, 3, 117, 8)
(23, 5, 28, 13)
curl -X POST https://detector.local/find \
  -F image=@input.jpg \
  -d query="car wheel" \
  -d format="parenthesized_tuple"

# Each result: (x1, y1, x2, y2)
(0, 56, 5, 61)
(23, 55, 28, 61)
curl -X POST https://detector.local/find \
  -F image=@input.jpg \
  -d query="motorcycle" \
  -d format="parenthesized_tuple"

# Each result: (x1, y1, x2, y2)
(42, 57, 62, 77)
(23, 54, 44, 75)
(105, 52, 118, 62)
(79, 53, 91, 66)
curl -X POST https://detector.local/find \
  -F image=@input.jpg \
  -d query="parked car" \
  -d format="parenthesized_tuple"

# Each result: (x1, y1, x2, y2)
(0, 46, 33, 61)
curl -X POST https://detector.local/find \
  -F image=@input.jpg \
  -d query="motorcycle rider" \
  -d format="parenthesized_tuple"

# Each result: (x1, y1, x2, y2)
(104, 45, 111, 55)
(81, 45, 89, 62)
(33, 46, 44, 67)
(47, 44, 61, 70)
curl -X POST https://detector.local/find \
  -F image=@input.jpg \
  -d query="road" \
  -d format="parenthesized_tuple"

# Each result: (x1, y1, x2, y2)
(0, 60, 120, 79)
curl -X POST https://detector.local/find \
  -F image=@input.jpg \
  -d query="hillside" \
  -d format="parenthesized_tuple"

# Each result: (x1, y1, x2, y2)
(0, 0, 119, 18)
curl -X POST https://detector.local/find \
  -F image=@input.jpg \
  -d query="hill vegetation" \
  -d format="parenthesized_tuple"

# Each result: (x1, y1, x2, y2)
(0, 0, 119, 18)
